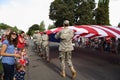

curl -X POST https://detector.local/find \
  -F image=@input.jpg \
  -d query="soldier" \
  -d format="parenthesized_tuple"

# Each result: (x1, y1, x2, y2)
(33, 30, 42, 53)
(41, 31, 49, 62)
(33, 30, 37, 51)
(55, 20, 76, 79)
(36, 30, 42, 55)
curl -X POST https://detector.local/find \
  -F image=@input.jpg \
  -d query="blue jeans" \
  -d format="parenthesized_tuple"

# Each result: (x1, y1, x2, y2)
(2, 63, 15, 80)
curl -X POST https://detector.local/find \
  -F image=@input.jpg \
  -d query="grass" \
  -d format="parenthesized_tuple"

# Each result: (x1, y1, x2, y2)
(0, 60, 3, 80)
(0, 62, 3, 72)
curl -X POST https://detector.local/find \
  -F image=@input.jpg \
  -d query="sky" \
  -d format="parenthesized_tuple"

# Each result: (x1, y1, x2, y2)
(0, 0, 120, 32)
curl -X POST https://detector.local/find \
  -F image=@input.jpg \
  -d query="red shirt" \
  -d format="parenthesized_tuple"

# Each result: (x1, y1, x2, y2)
(17, 36, 25, 49)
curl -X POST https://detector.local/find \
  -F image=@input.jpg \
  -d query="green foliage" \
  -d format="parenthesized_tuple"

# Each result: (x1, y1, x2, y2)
(0, 23, 20, 32)
(12, 26, 19, 32)
(118, 22, 120, 27)
(49, 0, 96, 27)
(75, 0, 96, 25)
(0, 60, 3, 74)
(49, 0, 75, 27)
(0, 23, 12, 29)
(95, 0, 110, 25)
(27, 21, 46, 36)
(27, 24, 39, 36)
(48, 24, 56, 30)
(39, 21, 45, 31)
(49, 0, 110, 26)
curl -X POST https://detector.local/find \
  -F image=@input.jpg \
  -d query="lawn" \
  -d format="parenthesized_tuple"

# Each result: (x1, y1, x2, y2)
(0, 62, 2, 72)
(0, 60, 3, 80)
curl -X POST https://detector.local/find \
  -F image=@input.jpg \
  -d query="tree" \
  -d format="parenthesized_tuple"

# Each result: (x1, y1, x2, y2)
(12, 26, 19, 32)
(0, 23, 12, 29)
(49, 0, 96, 27)
(39, 21, 45, 31)
(0, 23, 20, 32)
(27, 21, 46, 36)
(47, 24, 56, 30)
(118, 22, 120, 28)
(49, 0, 75, 27)
(74, 0, 96, 25)
(95, 0, 110, 25)
(27, 24, 39, 36)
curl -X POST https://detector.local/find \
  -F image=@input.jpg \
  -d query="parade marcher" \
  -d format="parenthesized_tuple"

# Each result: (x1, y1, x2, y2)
(1, 31, 21, 80)
(33, 31, 38, 51)
(33, 30, 42, 53)
(41, 31, 49, 62)
(55, 20, 76, 79)
(36, 30, 42, 55)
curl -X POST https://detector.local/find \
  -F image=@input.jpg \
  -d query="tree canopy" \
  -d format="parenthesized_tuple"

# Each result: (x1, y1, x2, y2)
(0, 23, 19, 32)
(49, 0, 110, 27)
(27, 21, 45, 36)
(95, 0, 110, 25)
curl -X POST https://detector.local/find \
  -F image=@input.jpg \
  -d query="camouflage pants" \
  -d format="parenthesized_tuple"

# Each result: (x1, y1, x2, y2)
(34, 41, 37, 50)
(42, 46, 49, 57)
(59, 51, 73, 71)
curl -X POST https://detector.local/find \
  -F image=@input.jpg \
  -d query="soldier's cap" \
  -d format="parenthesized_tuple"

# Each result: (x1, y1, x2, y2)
(43, 31, 46, 34)
(63, 20, 69, 25)
(35, 30, 39, 33)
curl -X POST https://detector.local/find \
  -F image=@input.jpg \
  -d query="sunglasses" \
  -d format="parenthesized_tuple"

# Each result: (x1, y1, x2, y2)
(12, 32, 17, 35)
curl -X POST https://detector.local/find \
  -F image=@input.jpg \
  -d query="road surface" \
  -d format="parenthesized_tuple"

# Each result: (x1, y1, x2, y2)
(25, 40, 120, 80)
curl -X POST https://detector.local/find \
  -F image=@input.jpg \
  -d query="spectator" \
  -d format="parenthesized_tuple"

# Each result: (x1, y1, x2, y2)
(117, 38, 120, 54)
(17, 48, 29, 66)
(14, 63, 25, 80)
(17, 31, 25, 51)
(0, 36, 2, 48)
(1, 31, 21, 80)
(1, 34, 7, 42)
(0, 36, 2, 59)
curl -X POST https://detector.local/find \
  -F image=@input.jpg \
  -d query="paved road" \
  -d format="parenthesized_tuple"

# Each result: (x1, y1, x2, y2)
(25, 40, 120, 80)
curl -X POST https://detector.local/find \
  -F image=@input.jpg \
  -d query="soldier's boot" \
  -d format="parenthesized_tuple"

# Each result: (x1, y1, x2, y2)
(39, 53, 43, 57)
(70, 67, 76, 79)
(46, 57, 50, 63)
(60, 70, 66, 78)
(42, 54, 46, 59)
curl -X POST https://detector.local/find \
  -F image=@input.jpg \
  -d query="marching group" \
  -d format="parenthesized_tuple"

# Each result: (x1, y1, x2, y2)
(33, 30, 50, 62)
(32, 20, 77, 79)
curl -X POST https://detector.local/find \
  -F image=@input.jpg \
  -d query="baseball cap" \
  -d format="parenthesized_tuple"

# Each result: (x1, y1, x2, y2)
(63, 20, 69, 25)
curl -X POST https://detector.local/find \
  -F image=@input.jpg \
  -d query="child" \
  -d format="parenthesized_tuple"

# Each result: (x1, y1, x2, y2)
(14, 63, 26, 80)
(14, 48, 29, 80)
(17, 48, 29, 66)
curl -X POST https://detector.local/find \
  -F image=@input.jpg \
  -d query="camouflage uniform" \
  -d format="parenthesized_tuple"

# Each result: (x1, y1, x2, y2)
(55, 20, 76, 79)
(36, 32, 42, 54)
(55, 28, 74, 69)
(41, 33, 49, 61)
(33, 32, 38, 51)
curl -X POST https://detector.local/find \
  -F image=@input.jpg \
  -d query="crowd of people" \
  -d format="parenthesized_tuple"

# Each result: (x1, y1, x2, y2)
(0, 29, 29, 80)
(1, 20, 120, 80)
(74, 36, 120, 54)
